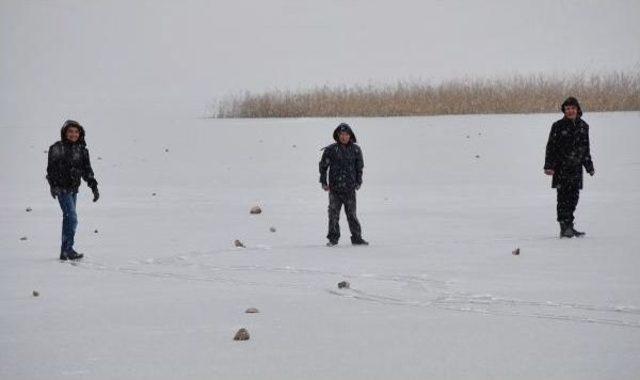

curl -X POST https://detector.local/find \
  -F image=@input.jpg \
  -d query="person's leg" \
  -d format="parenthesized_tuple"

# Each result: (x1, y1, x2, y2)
(327, 191, 343, 243)
(557, 186, 571, 224)
(343, 191, 363, 241)
(567, 187, 584, 235)
(57, 191, 78, 255)
(69, 192, 78, 251)
(557, 185, 580, 237)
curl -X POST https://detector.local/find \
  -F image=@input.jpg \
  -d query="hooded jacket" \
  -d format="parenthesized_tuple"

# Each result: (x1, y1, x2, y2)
(544, 98, 594, 189)
(46, 120, 98, 192)
(319, 123, 364, 192)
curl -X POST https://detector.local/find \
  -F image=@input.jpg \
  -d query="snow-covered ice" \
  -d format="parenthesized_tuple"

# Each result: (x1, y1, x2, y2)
(1, 112, 640, 379)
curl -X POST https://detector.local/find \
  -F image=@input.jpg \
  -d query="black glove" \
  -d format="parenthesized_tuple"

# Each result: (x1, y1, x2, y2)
(91, 187, 100, 202)
(50, 187, 60, 199)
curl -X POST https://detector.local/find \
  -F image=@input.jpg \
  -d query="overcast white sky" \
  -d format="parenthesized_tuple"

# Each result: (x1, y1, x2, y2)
(1, 0, 639, 122)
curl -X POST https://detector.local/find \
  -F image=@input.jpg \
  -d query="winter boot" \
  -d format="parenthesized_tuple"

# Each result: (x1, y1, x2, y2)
(60, 249, 84, 261)
(351, 236, 369, 246)
(326, 240, 338, 247)
(559, 222, 575, 238)
(571, 223, 586, 237)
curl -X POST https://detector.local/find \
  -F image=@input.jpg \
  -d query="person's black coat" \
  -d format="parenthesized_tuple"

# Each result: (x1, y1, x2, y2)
(47, 121, 98, 192)
(544, 117, 594, 189)
(319, 124, 364, 193)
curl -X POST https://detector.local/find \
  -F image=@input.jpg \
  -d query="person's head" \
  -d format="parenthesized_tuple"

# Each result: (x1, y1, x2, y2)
(60, 120, 86, 145)
(65, 126, 81, 143)
(561, 97, 582, 120)
(338, 131, 351, 145)
(333, 123, 356, 145)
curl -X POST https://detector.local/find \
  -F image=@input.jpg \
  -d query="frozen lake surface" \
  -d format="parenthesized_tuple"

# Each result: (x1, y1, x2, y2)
(1, 112, 639, 379)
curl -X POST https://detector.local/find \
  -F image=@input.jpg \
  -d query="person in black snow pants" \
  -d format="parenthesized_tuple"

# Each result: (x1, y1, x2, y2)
(544, 97, 595, 238)
(319, 123, 369, 247)
(47, 120, 100, 260)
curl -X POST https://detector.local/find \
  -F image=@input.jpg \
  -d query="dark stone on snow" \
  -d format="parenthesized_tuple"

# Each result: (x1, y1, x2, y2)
(245, 307, 260, 314)
(234, 328, 250, 341)
(234, 239, 245, 248)
(512, 248, 520, 256)
(19, 236, 27, 241)
(250, 206, 262, 214)
(25, 207, 32, 212)
(338, 281, 350, 289)
(32, 290, 39, 297)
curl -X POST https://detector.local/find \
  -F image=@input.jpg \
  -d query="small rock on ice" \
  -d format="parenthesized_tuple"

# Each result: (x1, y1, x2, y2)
(512, 248, 520, 256)
(338, 281, 350, 289)
(250, 205, 262, 214)
(234, 239, 245, 248)
(245, 307, 260, 314)
(32, 290, 39, 297)
(25, 207, 32, 212)
(233, 328, 250, 341)
(19, 236, 28, 241)
(269, 226, 276, 233)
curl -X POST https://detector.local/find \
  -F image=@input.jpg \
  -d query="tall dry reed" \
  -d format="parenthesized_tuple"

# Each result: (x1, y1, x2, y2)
(215, 72, 640, 118)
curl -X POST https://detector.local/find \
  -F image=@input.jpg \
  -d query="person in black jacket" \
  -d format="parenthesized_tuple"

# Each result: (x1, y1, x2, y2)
(319, 123, 368, 246)
(47, 120, 100, 260)
(544, 97, 594, 238)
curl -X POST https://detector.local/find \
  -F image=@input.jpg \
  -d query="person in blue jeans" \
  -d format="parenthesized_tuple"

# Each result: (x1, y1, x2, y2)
(47, 120, 100, 260)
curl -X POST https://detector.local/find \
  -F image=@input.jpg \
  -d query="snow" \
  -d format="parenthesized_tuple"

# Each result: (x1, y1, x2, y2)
(1, 111, 640, 379)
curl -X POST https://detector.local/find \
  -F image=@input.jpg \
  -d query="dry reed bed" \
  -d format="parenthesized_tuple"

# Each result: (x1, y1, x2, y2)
(215, 72, 640, 118)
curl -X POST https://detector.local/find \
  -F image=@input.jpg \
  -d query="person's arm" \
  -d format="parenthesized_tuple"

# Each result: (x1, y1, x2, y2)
(544, 123, 558, 175)
(355, 146, 364, 189)
(582, 124, 595, 175)
(319, 148, 330, 190)
(46, 146, 59, 198)
(82, 148, 99, 201)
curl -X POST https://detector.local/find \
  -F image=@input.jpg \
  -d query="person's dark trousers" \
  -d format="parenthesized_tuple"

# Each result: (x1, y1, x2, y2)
(327, 190, 362, 242)
(557, 185, 580, 225)
(58, 190, 78, 253)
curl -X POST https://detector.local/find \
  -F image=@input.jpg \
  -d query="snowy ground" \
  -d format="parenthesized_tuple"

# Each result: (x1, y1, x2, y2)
(1, 112, 639, 379)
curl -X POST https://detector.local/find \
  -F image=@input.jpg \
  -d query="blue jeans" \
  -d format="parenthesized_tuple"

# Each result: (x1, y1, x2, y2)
(58, 191, 78, 253)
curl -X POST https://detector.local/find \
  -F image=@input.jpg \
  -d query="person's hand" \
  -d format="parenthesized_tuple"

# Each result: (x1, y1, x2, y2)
(322, 184, 330, 192)
(50, 187, 60, 199)
(544, 169, 555, 176)
(91, 187, 100, 202)
(588, 169, 595, 176)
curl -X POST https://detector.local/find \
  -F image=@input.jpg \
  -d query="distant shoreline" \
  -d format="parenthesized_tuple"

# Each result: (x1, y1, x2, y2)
(214, 71, 640, 118)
